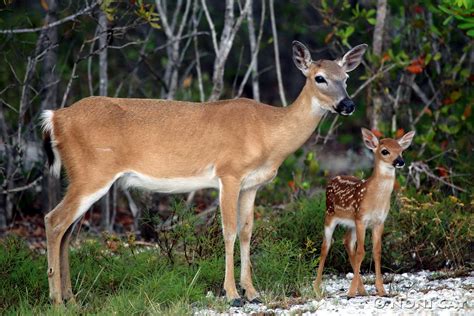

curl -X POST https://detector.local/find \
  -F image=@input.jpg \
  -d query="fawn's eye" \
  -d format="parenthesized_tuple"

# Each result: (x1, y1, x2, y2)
(381, 149, 390, 156)
(315, 76, 327, 84)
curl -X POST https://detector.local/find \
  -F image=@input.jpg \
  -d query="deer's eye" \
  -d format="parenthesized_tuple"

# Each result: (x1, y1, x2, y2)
(315, 76, 327, 84)
(381, 149, 390, 156)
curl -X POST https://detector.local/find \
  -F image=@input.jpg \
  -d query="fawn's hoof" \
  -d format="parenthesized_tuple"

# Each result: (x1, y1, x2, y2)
(230, 298, 245, 307)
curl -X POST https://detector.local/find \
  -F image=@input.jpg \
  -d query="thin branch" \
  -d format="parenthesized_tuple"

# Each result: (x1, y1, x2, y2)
(349, 63, 397, 99)
(201, 0, 219, 54)
(236, 0, 265, 99)
(2, 176, 43, 194)
(61, 42, 86, 108)
(0, 2, 98, 34)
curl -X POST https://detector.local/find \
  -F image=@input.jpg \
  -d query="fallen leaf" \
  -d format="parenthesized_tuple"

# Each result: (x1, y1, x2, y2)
(288, 180, 297, 192)
(463, 105, 472, 119)
(40, 0, 49, 10)
(182, 76, 193, 89)
(325, 32, 334, 44)
(440, 140, 449, 150)
(442, 98, 454, 105)
(395, 128, 405, 139)
(436, 166, 449, 178)
(406, 64, 423, 74)
(414, 5, 424, 14)
(371, 129, 383, 138)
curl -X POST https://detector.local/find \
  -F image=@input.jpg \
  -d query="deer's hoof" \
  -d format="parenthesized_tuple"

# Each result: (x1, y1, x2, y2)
(249, 297, 262, 304)
(230, 298, 245, 307)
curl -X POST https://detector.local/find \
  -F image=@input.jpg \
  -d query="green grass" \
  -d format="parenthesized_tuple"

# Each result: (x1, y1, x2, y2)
(0, 191, 472, 314)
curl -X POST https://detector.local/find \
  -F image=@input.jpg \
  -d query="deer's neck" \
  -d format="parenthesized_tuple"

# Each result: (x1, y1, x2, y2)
(273, 83, 327, 160)
(367, 161, 396, 196)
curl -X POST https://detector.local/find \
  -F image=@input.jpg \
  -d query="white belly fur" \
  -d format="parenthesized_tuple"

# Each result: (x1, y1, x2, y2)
(120, 167, 219, 193)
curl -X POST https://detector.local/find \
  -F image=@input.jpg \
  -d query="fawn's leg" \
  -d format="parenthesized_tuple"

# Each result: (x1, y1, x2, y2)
(372, 223, 387, 296)
(219, 177, 243, 306)
(343, 229, 367, 296)
(347, 220, 366, 297)
(238, 188, 260, 302)
(314, 221, 336, 292)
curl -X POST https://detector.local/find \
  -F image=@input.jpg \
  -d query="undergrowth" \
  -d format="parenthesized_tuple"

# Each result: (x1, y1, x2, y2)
(0, 191, 471, 314)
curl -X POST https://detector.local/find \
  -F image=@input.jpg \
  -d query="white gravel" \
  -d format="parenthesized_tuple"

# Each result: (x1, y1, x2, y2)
(195, 270, 473, 315)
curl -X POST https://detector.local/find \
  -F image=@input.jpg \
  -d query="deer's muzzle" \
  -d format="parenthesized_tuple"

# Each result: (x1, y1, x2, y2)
(335, 97, 355, 116)
(393, 156, 405, 168)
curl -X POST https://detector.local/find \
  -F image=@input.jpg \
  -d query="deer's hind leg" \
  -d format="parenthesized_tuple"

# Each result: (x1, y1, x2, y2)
(343, 229, 367, 296)
(314, 220, 335, 293)
(238, 188, 259, 303)
(60, 222, 77, 303)
(45, 176, 117, 304)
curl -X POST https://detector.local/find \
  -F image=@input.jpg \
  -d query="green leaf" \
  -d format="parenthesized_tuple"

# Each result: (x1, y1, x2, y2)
(467, 29, 474, 36)
(367, 18, 376, 25)
(458, 22, 474, 29)
(345, 25, 355, 37)
(443, 16, 453, 25)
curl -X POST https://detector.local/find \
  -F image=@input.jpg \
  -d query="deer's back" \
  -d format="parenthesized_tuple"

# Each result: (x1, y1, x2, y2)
(326, 175, 367, 217)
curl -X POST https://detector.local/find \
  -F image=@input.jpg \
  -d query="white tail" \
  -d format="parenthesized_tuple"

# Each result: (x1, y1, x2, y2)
(43, 42, 367, 305)
(41, 110, 61, 178)
(314, 128, 415, 297)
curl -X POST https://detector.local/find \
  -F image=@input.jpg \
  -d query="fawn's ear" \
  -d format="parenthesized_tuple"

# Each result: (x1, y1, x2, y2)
(361, 128, 379, 151)
(398, 131, 416, 150)
(292, 41, 312, 75)
(337, 44, 368, 72)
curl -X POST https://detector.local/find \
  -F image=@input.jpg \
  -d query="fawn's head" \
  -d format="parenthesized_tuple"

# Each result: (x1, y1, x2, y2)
(362, 128, 416, 169)
(292, 41, 368, 116)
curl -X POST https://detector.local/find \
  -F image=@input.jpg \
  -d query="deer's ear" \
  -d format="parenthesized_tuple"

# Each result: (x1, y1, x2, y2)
(338, 44, 368, 72)
(361, 128, 379, 151)
(292, 41, 312, 75)
(398, 131, 416, 150)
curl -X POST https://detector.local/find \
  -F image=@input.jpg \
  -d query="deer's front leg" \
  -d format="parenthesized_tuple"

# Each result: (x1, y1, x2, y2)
(219, 177, 243, 306)
(238, 188, 260, 303)
(372, 223, 387, 296)
(348, 220, 366, 298)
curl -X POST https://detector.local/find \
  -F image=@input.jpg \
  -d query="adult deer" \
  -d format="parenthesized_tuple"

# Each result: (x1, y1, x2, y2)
(314, 128, 415, 297)
(42, 41, 367, 306)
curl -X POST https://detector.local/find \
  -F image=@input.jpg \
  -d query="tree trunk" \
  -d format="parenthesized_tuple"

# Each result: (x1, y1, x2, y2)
(98, 9, 111, 231)
(40, 0, 60, 213)
(368, 0, 387, 129)
(246, 0, 260, 101)
(207, 0, 250, 101)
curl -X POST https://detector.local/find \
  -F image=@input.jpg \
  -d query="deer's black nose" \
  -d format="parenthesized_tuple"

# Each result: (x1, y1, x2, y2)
(393, 156, 405, 168)
(336, 98, 355, 116)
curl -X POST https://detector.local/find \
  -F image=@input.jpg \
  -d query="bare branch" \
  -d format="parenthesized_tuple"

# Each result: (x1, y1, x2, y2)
(201, 0, 219, 54)
(2, 176, 43, 194)
(350, 63, 397, 99)
(0, 2, 98, 34)
(236, 0, 266, 99)
(269, 0, 287, 106)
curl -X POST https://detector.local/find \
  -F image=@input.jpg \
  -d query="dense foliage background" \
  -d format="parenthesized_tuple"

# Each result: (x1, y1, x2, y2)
(0, 0, 472, 313)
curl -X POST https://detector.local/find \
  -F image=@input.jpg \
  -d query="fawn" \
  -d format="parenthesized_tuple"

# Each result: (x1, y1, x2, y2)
(314, 128, 415, 297)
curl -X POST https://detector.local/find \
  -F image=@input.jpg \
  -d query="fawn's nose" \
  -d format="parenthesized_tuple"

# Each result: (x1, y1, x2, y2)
(336, 98, 355, 116)
(393, 156, 405, 168)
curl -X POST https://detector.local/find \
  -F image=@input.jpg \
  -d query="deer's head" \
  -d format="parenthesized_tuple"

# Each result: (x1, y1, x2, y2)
(292, 41, 368, 116)
(361, 128, 416, 169)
